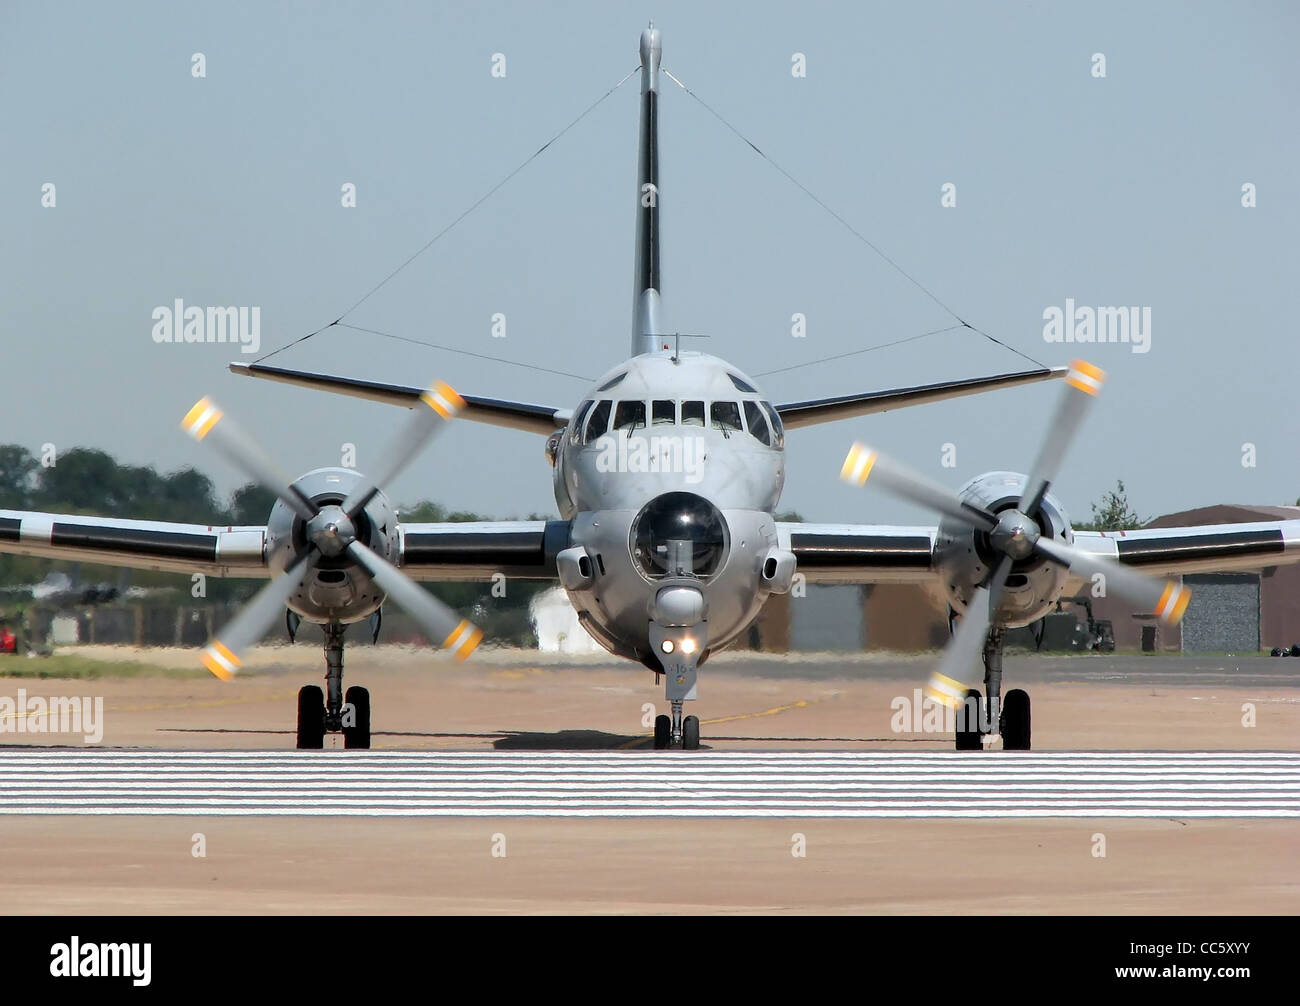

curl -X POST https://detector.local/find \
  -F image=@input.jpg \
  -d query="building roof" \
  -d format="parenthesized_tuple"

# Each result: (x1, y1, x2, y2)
(1145, 504, 1300, 528)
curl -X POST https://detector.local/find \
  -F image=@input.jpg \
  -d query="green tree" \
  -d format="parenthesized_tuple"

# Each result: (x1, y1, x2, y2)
(0, 445, 38, 508)
(226, 483, 278, 525)
(32, 448, 126, 514)
(1074, 479, 1145, 531)
(156, 467, 222, 522)
(397, 500, 448, 523)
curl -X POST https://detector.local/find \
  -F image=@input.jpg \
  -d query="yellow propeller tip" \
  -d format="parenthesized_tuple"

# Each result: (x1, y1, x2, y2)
(839, 443, 878, 486)
(200, 640, 240, 680)
(443, 620, 483, 660)
(1154, 582, 1192, 624)
(420, 382, 466, 418)
(181, 397, 223, 439)
(1065, 360, 1106, 396)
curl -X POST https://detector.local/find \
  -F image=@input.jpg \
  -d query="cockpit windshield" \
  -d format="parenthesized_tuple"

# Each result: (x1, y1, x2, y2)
(743, 400, 770, 446)
(575, 394, 781, 448)
(710, 401, 743, 436)
(761, 401, 785, 448)
(613, 400, 646, 432)
(584, 400, 612, 443)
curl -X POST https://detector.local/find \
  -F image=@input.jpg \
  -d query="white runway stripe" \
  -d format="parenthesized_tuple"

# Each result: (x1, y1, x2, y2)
(0, 751, 1296, 818)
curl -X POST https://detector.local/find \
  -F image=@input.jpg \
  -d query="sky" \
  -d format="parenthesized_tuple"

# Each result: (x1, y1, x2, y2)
(2, 1, 1297, 525)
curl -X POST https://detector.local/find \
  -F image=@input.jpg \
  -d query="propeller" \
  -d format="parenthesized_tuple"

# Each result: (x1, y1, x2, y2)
(341, 381, 463, 518)
(182, 383, 482, 679)
(840, 359, 1190, 708)
(182, 397, 316, 522)
(347, 540, 483, 658)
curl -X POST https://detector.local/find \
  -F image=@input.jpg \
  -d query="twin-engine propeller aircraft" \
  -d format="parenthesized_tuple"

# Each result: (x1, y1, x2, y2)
(5, 26, 1300, 750)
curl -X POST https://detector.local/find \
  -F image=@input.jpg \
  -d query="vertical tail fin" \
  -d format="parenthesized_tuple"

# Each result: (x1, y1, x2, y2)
(632, 24, 664, 356)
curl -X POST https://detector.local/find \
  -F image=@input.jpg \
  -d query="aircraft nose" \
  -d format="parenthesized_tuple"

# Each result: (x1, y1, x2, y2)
(631, 491, 728, 579)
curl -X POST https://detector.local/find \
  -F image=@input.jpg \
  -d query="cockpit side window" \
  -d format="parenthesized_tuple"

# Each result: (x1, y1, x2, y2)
(710, 401, 743, 436)
(584, 399, 612, 444)
(570, 400, 593, 445)
(652, 400, 676, 426)
(743, 400, 771, 446)
(681, 401, 705, 427)
(760, 401, 785, 449)
(613, 400, 646, 432)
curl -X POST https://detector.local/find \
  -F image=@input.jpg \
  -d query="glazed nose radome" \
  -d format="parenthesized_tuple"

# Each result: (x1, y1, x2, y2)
(631, 492, 728, 579)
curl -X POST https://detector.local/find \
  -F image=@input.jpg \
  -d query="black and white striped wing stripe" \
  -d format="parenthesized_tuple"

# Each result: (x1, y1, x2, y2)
(0, 510, 267, 577)
(1072, 521, 1300, 577)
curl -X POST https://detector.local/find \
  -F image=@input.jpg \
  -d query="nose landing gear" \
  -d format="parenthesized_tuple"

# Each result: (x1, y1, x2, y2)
(651, 703, 701, 750)
(649, 619, 706, 751)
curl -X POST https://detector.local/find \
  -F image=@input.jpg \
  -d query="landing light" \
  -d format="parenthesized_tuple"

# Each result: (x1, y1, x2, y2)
(661, 640, 674, 654)
(681, 638, 697, 655)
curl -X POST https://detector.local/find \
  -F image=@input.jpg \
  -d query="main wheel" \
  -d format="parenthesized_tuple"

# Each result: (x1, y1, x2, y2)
(1001, 688, 1031, 751)
(653, 714, 671, 749)
(343, 685, 371, 749)
(682, 715, 700, 751)
(955, 688, 983, 751)
(296, 685, 325, 749)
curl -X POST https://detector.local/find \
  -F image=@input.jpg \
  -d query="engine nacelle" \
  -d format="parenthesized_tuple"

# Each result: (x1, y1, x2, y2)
(935, 471, 1073, 629)
(265, 467, 400, 625)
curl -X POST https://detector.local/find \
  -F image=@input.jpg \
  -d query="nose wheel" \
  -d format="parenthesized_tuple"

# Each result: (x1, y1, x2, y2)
(652, 702, 700, 750)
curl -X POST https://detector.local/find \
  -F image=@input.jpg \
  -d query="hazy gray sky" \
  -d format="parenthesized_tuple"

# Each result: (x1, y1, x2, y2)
(3, 1, 1297, 525)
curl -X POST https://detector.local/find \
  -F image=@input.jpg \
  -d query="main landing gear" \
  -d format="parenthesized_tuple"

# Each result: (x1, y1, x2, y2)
(652, 700, 701, 751)
(295, 620, 372, 749)
(954, 627, 1031, 752)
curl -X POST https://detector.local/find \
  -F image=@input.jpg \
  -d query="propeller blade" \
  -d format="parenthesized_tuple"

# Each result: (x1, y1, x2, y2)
(346, 540, 483, 660)
(924, 556, 1014, 707)
(1020, 360, 1105, 515)
(199, 551, 317, 680)
(182, 397, 317, 522)
(840, 443, 997, 533)
(342, 381, 465, 518)
(1034, 536, 1191, 625)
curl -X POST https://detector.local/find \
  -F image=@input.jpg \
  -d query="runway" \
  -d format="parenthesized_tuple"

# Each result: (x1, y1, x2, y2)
(0, 750, 1296, 818)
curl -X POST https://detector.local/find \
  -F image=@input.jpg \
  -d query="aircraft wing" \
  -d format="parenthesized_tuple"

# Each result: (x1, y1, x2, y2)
(1070, 521, 1300, 577)
(0, 509, 268, 577)
(781, 519, 1300, 585)
(0, 509, 572, 585)
(779, 523, 938, 583)
(775, 366, 1066, 430)
(229, 362, 570, 436)
(398, 520, 568, 582)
